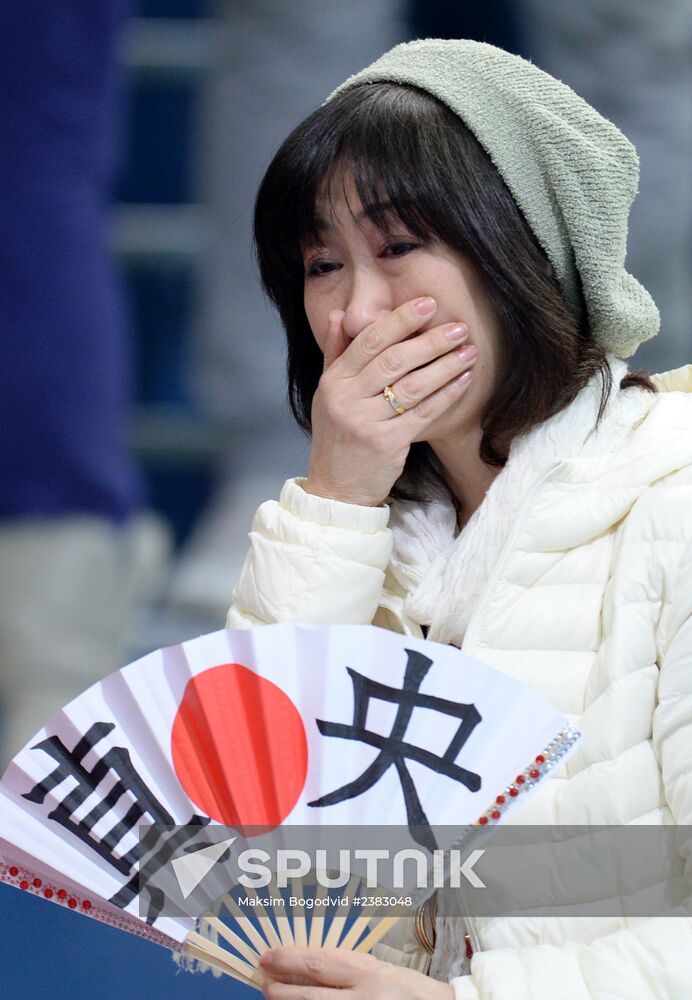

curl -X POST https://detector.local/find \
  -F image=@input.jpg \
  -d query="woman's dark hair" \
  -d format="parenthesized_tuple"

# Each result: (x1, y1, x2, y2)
(253, 83, 654, 502)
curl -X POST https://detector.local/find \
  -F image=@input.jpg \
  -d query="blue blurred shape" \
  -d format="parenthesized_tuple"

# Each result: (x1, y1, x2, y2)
(0, 883, 255, 1000)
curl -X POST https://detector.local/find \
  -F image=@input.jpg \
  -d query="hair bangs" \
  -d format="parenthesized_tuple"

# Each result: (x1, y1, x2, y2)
(267, 83, 470, 276)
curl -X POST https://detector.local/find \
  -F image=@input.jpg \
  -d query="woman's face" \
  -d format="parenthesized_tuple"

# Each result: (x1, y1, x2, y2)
(302, 181, 504, 446)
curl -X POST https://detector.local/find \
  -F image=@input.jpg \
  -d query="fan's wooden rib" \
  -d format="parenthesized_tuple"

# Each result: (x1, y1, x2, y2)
(336, 910, 373, 951)
(201, 916, 262, 966)
(184, 931, 263, 988)
(334, 879, 394, 950)
(240, 886, 283, 950)
(322, 874, 360, 949)
(307, 873, 330, 948)
(183, 940, 257, 986)
(219, 893, 270, 954)
(290, 875, 308, 947)
(267, 875, 295, 948)
(183, 941, 253, 983)
(353, 915, 401, 953)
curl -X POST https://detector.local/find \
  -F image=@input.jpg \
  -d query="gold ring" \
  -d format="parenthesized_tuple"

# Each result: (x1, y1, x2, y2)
(413, 893, 437, 954)
(383, 385, 406, 415)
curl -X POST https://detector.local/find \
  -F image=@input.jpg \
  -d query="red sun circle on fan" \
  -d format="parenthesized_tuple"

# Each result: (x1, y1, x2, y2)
(171, 663, 308, 828)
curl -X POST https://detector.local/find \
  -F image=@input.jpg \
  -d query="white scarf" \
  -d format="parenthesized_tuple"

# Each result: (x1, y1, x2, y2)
(387, 358, 646, 648)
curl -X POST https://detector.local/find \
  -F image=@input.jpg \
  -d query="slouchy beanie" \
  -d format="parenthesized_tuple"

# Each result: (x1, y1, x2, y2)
(328, 38, 659, 358)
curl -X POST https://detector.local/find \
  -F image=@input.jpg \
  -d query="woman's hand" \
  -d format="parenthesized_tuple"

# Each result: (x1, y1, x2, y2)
(304, 297, 477, 507)
(260, 946, 455, 999)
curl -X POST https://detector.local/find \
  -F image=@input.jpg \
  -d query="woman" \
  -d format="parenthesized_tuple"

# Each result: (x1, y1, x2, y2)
(227, 40, 692, 999)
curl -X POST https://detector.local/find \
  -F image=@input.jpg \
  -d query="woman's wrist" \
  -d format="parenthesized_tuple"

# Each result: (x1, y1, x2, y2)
(302, 476, 385, 507)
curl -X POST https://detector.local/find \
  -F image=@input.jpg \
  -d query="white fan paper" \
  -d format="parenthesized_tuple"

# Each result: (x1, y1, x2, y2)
(0, 623, 580, 988)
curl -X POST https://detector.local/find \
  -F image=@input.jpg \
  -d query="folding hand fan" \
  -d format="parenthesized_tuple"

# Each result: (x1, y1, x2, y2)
(0, 623, 580, 991)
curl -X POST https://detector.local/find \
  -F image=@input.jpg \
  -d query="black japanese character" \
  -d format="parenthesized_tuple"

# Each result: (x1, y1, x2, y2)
(309, 649, 482, 850)
(23, 721, 209, 922)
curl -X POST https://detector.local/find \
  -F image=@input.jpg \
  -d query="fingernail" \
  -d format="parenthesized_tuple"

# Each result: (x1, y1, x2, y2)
(457, 344, 478, 360)
(260, 953, 274, 967)
(445, 323, 467, 341)
(413, 296, 436, 315)
(456, 370, 473, 383)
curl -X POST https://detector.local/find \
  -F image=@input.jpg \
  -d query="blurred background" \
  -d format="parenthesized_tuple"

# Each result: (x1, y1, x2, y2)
(1, 0, 690, 997)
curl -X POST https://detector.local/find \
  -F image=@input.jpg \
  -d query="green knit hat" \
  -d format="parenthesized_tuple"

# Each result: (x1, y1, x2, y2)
(328, 38, 659, 358)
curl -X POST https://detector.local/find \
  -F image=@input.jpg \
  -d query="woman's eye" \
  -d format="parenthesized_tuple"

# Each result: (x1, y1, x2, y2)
(303, 240, 418, 276)
(381, 241, 419, 258)
(305, 260, 340, 278)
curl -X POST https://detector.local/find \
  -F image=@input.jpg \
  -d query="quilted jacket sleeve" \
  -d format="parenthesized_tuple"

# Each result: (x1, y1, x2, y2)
(451, 538, 692, 1000)
(226, 478, 393, 629)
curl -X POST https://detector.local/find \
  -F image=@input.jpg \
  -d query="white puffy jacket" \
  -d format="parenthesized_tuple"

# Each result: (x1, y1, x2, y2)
(227, 367, 692, 999)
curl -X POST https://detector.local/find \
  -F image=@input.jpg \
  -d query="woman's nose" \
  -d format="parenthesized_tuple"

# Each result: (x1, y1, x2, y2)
(341, 271, 393, 341)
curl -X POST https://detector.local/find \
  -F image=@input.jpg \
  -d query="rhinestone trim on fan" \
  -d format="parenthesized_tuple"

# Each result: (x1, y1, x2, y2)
(476, 725, 580, 825)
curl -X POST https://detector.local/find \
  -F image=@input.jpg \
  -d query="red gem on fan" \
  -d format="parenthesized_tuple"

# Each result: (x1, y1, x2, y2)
(535, 755, 545, 764)
(9, 866, 18, 876)
(19, 880, 28, 890)
(32, 878, 41, 888)
(509, 787, 519, 797)
(68, 898, 77, 909)
(57, 889, 67, 899)
(529, 768, 540, 778)
(516, 775, 526, 784)
(44, 889, 53, 899)
(82, 900, 92, 910)
(491, 810, 501, 820)
(496, 795, 505, 804)
(479, 815, 489, 825)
